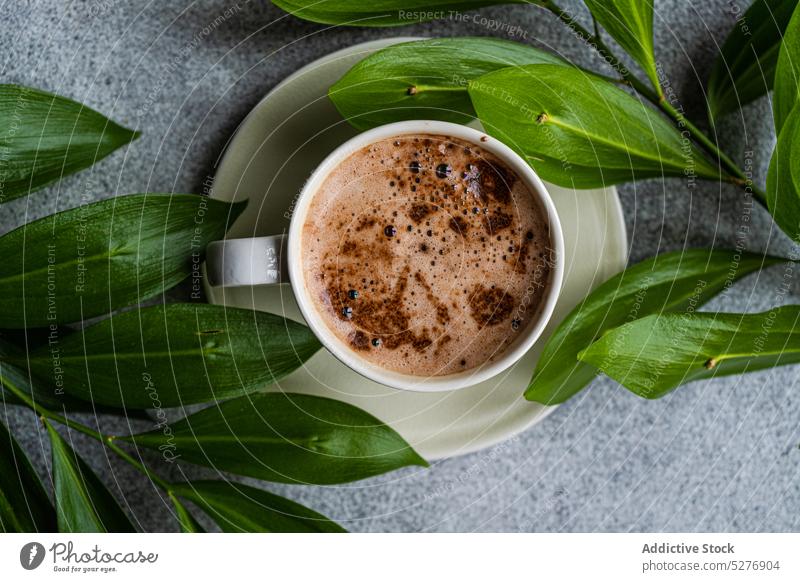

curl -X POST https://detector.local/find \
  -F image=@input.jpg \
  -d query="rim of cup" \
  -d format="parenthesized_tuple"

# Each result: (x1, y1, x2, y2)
(286, 120, 565, 393)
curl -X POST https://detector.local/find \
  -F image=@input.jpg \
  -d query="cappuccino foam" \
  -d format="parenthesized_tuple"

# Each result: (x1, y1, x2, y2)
(301, 134, 553, 377)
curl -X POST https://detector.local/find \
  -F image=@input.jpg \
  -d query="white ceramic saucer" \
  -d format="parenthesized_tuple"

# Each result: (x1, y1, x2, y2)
(204, 38, 628, 460)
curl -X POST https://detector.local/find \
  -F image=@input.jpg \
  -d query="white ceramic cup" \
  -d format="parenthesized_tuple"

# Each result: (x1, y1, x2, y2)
(205, 120, 565, 392)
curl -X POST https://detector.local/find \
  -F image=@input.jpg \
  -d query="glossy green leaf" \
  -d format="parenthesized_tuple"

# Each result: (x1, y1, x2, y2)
(127, 393, 428, 484)
(774, 1, 800, 132)
(329, 37, 564, 130)
(0, 418, 55, 532)
(168, 492, 205, 533)
(468, 65, 723, 188)
(579, 306, 800, 398)
(18, 304, 321, 409)
(0, 85, 139, 203)
(172, 481, 345, 532)
(766, 103, 800, 242)
(526, 249, 787, 404)
(46, 422, 135, 532)
(583, 0, 659, 92)
(271, 0, 529, 26)
(0, 193, 245, 328)
(0, 337, 148, 418)
(707, 0, 798, 123)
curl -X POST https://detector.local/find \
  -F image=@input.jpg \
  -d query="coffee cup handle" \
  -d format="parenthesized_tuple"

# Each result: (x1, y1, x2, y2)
(205, 235, 289, 287)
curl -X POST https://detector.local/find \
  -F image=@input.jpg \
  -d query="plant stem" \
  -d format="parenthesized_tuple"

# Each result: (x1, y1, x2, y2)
(658, 98, 768, 206)
(539, 0, 766, 205)
(0, 372, 171, 492)
(540, 0, 661, 99)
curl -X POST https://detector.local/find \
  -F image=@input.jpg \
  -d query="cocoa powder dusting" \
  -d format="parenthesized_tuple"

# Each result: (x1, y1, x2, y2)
(408, 202, 435, 223)
(449, 215, 469, 235)
(468, 285, 516, 326)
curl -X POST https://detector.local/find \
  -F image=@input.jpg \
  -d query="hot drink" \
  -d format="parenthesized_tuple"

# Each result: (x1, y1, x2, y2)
(301, 134, 553, 376)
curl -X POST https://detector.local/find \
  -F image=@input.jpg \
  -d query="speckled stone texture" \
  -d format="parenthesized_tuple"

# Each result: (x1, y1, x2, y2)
(1, 0, 798, 532)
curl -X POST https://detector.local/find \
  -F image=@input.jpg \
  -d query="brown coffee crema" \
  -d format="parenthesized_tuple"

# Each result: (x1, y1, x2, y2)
(301, 134, 553, 376)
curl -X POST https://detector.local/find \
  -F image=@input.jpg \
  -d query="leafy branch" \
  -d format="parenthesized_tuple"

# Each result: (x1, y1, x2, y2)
(2, 361, 420, 532)
(0, 85, 427, 533)
(540, 0, 765, 199)
(276, 0, 800, 401)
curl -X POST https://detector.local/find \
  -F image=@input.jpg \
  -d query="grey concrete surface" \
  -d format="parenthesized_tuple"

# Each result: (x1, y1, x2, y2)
(1, 0, 799, 532)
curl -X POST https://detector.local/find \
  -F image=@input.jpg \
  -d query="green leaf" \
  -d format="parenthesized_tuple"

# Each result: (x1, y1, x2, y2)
(0, 85, 139, 203)
(271, 0, 529, 26)
(0, 338, 148, 418)
(19, 304, 321, 409)
(329, 37, 565, 130)
(0, 193, 245, 328)
(126, 393, 428, 484)
(168, 491, 205, 533)
(707, 0, 798, 123)
(46, 422, 135, 532)
(0, 418, 55, 532)
(766, 103, 800, 241)
(774, 1, 800, 132)
(172, 481, 345, 532)
(583, 0, 660, 92)
(579, 306, 800, 398)
(526, 249, 787, 404)
(468, 65, 723, 188)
